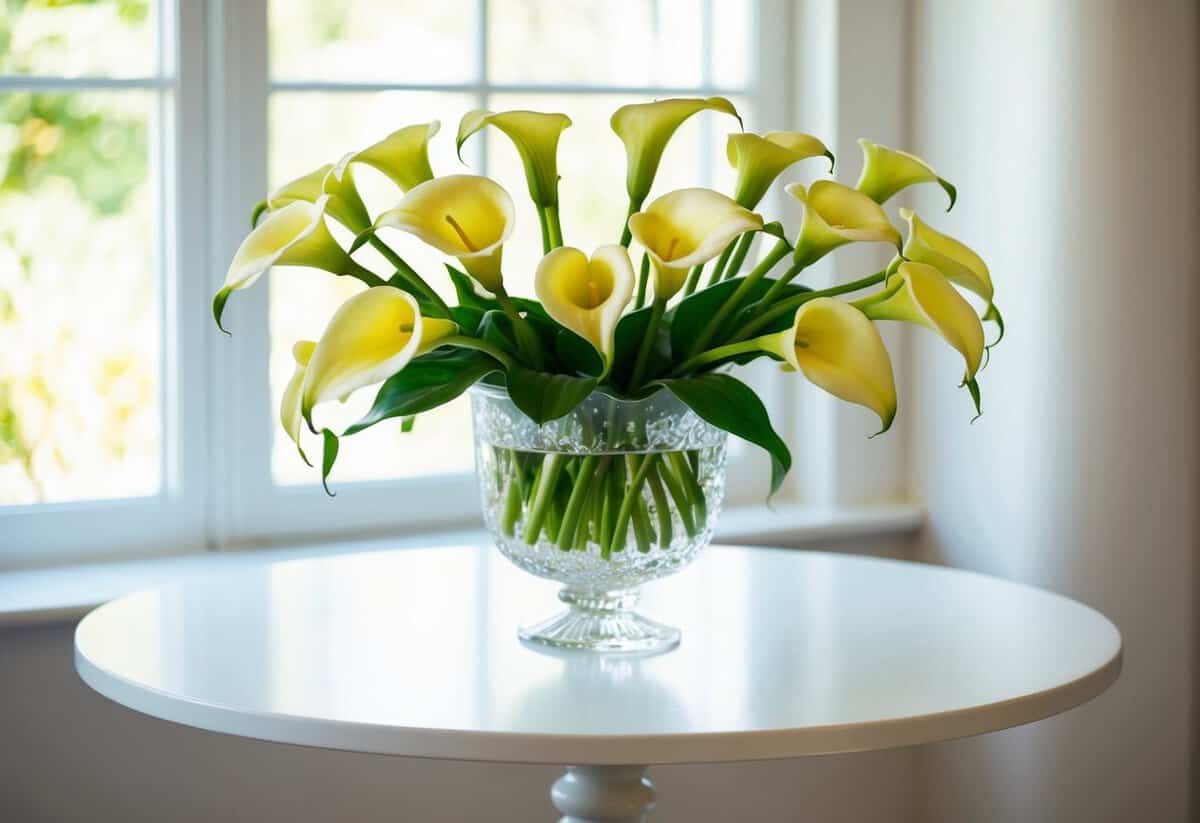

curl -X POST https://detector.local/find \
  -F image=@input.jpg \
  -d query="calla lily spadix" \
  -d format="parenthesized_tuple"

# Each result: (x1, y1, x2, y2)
(333, 121, 440, 193)
(899, 208, 993, 303)
(757, 298, 897, 433)
(215, 196, 375, 333)
(856, 139, 956, 210)
(250, 163, 371, 233)
(360, 174, 515, 293)
(785, 181, 901, 268)
(628, 188, 763, 300)
(458, 109, 572, 208)
(281, 340, 317, 465)
(301, 286, 457, 428)
(535, 245, 635, 369)
(727, 131, 834, 208)
(854, 261, 985, 384)
(612, 97, 742, 207)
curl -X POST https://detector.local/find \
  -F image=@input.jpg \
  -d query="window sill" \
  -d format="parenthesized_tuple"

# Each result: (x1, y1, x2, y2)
(0, 503, 922, 630)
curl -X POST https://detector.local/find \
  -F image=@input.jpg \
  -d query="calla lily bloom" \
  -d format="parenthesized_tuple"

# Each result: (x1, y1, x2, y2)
(251, 163, 371, 233)
(628, 188, 763, 300)
(281, 340, 317, 464)
(855, 139, 956, 209)
(786, 181, 901, 268)
(899, 208, 993, 302)
(333, 121, 440, 193)
(757, 297, 896, 432)
(365, 174, 515, 293)
(457, 109, 572, 208)
(854, 261, 985, 382)
(612, 97, 742, 206)
(215, 197, 369, 332)
(301, 286, 457, 425)
(535, 245, 635, 368)
(727, 131, 834, 208)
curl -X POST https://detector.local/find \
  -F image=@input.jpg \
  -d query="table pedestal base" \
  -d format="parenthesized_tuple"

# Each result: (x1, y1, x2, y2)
(551, 765, 656, 822)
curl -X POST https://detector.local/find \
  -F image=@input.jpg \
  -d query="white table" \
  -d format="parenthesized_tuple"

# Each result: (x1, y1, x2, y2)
(75, 545, 1121, 821)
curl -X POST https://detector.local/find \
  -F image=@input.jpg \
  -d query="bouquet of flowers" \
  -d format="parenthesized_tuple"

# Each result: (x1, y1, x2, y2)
(213, 96, 998, 549)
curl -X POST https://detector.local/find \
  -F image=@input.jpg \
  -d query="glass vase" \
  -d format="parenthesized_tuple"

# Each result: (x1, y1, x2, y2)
(471, 385, 728, 654)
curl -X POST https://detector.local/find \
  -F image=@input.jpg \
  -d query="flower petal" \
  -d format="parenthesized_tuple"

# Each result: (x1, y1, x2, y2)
(344, 121, 439, 192)
(855, 139, 956, 209)
(612, 96, 742, 203)
(899, 208, 993, 302)
(458, 109, 572, 207)
(281, 340, 317, 465)
(727, 131, 833, 207)
(786, 181, 901, 267)
(535, 244, 634, 362)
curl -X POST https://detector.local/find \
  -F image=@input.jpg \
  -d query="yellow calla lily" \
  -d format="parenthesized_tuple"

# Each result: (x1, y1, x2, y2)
(899, 208, 993, 302)
(785, 181, 901, 268)
(214, 196, 370, 332)
(535, 245, 635, 367)
(333, 121, 439, 193)
(457, 109, 572, 208)
(301, 286, 457, 425)
(367, 174, 515, 293)
(854, 261, 985, 382)
(628, 188, 763, 300)
(855, 139, 956, 209)
(756, 297, 896, 432)
(727, 131, 834, 208)
(281, 340, 317, 465)
(612, 97, 742, 206)
(251, 163, 371, 233)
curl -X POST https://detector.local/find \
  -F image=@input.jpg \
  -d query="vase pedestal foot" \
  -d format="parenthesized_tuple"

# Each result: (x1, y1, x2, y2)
(551, 765, 656, 822)
(519, 587, 680, 655)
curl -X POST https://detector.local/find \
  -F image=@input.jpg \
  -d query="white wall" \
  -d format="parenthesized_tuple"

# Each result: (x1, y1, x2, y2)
(907, 2, 1198, 821)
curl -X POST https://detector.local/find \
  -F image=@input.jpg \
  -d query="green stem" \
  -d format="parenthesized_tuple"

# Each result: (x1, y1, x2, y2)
(607, 454, 658, 558)
(721, 232, 757, 281)
(657, 455, 698, 537)
(734, 269, 888, 342)
(500, 453, 523, 537)
(600, 457, 626, 559)
(536, 207, 551, 254)
(670, 338, 764, 377)
(556, 454, 599, 551)
(681, 264, 705, 297)
(705, 241, 738, 287)
(619, 198, 642, 247)
(669, 451, 707, 526)
(544, 205, 564, 249)
(646, 463, 674, 547)
(493, 284, 545, 369)
(366, 236, 452, 318)
(633, 254, 650, 309)
(627, 296, 667, 392)
(685, 239, 791, 359)
(437, 335, 517, 369)
(523, 452, 565, 544)
(345, 260, 387, 288)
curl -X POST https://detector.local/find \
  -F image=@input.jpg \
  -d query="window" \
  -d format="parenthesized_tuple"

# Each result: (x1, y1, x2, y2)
(2, 0, 787, 565)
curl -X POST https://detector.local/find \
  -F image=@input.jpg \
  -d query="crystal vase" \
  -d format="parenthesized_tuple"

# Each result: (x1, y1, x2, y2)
(471, 385, 728, 654)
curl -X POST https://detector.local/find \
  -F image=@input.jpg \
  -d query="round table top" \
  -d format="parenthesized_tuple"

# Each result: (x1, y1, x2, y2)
(75, 545, 1121, 765)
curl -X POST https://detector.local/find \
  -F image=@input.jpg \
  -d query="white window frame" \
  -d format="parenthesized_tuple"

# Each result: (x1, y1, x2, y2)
(2, 0, 907, 568)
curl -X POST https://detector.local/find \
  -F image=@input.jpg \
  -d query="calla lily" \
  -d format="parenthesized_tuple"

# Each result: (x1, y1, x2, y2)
(756, 297, 896, 432)
(281, 340, 317, 464)
(457, 109, 572, 208)
(364, 174, 515, 293)
(251, 163, 371, 233)
(899, 208, 993, 302)
(855, 139, 956, 209)
(301, 286, 457, 425)
(612, 97, 742, 206)
(333, 121, 439, 193)
(535, 245, 635, 368)
(727, 131, 834, 208)
(628, 188, 763, 300)
(215, 197, 370, 332)
(786, 181, 901, 268)
(854, 261, 985, 382)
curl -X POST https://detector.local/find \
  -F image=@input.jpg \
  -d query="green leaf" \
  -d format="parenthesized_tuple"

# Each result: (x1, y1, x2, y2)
(212, 286, 233, 335)
(610, 305, 669, 390)
(320, 428, 339, 497)
(555, 328, 604, 377)
(655, 373, 792, 496)
(668, 275, 810, 355)
(400, 415, 417, 433)
(345, 348, 500, 436)
(504, 365, 597, 424)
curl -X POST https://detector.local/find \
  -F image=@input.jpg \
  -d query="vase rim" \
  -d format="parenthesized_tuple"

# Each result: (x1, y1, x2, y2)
(470, 382, 670, 407)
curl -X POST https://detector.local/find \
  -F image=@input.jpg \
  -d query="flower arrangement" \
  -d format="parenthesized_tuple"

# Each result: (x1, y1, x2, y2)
(213, 97, 999, 540)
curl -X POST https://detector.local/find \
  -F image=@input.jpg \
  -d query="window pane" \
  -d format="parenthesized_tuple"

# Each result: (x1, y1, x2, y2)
(0, 0, 157, 78)
(0, 91, 161, 505)
(269, 0, 477, 84)
(711, 0, 754, 89)
(488, 0, 704, 87)
(268, 91, 477, 485)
